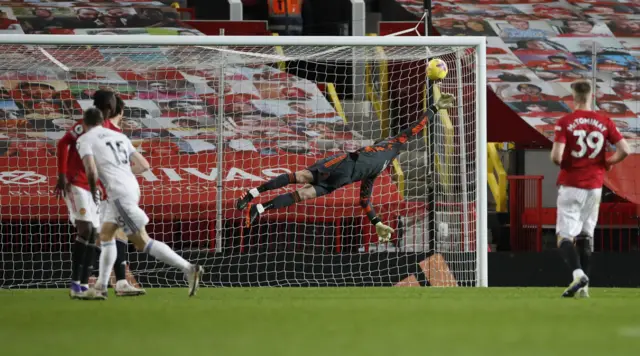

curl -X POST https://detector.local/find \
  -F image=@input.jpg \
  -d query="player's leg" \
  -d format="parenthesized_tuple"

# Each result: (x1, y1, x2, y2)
(64, 185, 99, 299)
(236, 169, 312, 210)
(113, 229, 146, 296)
(92, 221, 120, 300)
(114, 198, 203, 296)
(575, 188, 601, 298)
(556, 186, 589, 298)
(127, 227, 203, 296)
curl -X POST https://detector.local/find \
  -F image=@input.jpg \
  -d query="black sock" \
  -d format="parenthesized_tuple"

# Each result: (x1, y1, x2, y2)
(114, 239, 128, 282)
(71, 237, 87, 282)
(575, 238, 591, 276)
(559, 239, 582, 272)
(80, 229, 98, 285)
(257, 173, 296, 193)
(263, 191, 301, 211)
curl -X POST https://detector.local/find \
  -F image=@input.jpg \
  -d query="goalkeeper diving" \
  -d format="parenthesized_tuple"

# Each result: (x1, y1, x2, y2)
(237, 92, 455, 242)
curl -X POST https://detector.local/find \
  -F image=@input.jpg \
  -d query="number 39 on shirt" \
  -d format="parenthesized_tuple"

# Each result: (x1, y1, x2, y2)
(571, 130, 604, 159)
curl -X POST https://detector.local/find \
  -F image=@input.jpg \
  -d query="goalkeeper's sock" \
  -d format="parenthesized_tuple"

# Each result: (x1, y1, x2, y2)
(559, 239, 582, 273)
(114, 239, 128, 282)
(257, 173, 296, 193)
(70, 237, 87, 283)
(263, 191, 302, 211)
(96, 240, 117, 289)
(144, 239, 191, 273)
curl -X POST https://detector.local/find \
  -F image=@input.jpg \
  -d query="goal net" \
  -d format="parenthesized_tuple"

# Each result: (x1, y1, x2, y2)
(0, 35, 487, 289)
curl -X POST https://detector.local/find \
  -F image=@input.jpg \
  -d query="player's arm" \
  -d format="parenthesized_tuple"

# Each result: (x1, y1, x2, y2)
(55, 131, 74, 198)
(394, 93, 455, 141)
(359, 175, 394, 242)
(77, 139, 99, 205)
(606, 121, 631, 168)
(81, 155, 99, 205)
(128, 140, 150, 174)
(550, 120, 567, 166)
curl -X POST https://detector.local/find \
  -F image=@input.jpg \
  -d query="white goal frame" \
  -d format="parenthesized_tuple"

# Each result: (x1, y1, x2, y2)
(0, 34, 487, 287)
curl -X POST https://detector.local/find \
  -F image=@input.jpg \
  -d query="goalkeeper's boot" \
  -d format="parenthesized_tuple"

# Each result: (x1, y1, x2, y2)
(187, 264, 204, 297)
(246, 204, 263, 227)
(236, 188, 258, 210)
(115, 280, 146, 297)
(69, 282, 88, 299)
(562, 275, 589, 298)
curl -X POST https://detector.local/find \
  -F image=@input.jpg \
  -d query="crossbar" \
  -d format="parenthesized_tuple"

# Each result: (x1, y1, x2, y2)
(0, 35, 486, 47)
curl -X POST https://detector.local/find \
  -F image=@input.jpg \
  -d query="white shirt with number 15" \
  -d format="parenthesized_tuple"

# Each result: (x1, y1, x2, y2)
(76, 126, 141, 202)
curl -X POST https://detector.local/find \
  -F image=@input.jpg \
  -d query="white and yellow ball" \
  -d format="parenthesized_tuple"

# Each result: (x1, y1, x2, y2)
(427, 58, 448, 81)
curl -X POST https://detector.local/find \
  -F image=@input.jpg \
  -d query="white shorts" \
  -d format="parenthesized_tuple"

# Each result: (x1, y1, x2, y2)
(102, 198, 149, 236)
(556, 185, 602, 239)
(64, 185, 100, 228)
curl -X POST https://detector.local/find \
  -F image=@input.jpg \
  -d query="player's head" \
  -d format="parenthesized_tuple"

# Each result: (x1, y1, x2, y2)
(93, 89, 117, 119)
(571, 80, 592, 108)
(83, 107, 104, 128)
(113, 96, 125, 120)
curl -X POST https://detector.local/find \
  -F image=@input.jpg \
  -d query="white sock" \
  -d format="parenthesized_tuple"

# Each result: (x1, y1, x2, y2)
(573, 268, 585, 280)
(144, 239, 191, 273)
(97, 240, 117, 289)
(249, 188, 260, 198)
(115, 279, 129, 288)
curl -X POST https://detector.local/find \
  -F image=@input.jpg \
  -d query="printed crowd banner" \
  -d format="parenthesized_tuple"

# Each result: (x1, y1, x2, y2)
(395, 0, 640, 203)
(0, 2, 405, 221)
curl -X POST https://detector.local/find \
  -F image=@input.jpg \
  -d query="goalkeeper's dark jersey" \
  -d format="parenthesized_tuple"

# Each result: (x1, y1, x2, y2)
(308, 105, 438, 226)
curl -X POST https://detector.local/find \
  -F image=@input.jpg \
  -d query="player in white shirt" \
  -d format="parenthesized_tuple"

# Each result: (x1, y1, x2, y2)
(76, 108, 203, 299)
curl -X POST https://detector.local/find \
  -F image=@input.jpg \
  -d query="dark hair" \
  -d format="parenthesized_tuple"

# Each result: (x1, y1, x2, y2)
(83, 107, 104, 127)
(571, 80, 592, 102)
(115, 96, 125, 116)
(93, 89, 117, 119)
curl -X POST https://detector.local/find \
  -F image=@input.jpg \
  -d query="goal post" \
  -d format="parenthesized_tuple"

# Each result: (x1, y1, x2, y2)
(0, 35, 487, 288)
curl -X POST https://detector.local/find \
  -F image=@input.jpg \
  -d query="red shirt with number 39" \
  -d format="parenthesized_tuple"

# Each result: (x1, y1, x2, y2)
(554, 110, 623, 189)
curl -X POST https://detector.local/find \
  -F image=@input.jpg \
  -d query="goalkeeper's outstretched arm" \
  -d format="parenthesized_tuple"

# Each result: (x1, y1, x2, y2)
(359, 175, 394, 242)
(359, 176, 379, 225)
(388, 93, 455, 145)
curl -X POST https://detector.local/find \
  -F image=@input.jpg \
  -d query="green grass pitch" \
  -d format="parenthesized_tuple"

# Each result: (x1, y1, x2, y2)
(2, 288, 640, 356)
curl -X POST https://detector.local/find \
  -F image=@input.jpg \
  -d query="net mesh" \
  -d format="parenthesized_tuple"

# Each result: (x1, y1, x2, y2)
(0, 41, 482, 288)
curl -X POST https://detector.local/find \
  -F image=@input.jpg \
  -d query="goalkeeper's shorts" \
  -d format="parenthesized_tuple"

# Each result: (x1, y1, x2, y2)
(307, 153, 356, 197)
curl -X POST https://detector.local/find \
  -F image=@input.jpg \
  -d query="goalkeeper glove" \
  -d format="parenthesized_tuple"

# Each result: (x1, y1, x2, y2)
(375, 222, 395, 243)
(435, 93, 455, 110)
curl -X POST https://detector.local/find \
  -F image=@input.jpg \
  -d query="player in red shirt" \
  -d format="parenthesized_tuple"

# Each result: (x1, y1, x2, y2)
(56, 91, 145, 298)
(551, 80, 630, 298)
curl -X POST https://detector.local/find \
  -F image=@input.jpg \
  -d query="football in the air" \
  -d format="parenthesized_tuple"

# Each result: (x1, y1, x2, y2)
(427, 58, 448, 81)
